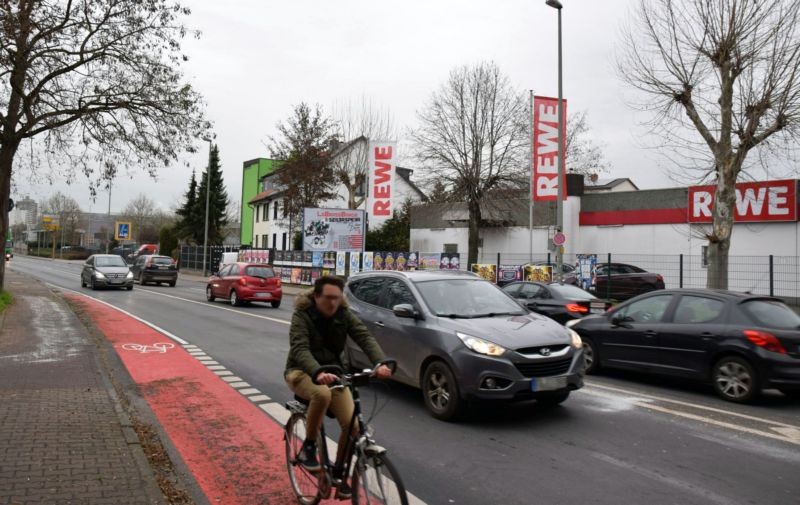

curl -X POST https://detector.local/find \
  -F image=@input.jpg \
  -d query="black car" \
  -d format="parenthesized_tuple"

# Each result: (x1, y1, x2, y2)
(569, 289, 800, 402)
(565, 262, 665, 301)
(81, 254, 134, 290)
(130, 255, 178, 286)
(503, 281, 610, 324)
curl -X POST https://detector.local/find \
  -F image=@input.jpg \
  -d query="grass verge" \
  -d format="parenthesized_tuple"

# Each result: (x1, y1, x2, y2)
(0, 291, 12, 313)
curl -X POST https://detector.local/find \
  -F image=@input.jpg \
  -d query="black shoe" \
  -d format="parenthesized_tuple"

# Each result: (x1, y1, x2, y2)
(335, 481, 352, 500)
(297, 441, 321, 472)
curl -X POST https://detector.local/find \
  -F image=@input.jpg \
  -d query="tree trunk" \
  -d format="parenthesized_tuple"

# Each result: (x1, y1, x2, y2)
(467, 201, 481, 269)
(0, 142, 18, 291)
(706, 169, 737, 290)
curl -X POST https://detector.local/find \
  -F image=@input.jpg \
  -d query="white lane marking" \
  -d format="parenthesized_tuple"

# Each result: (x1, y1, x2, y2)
(229, 382, 251, 388)
(248, 395, 271, 402)
(586, 382, 800, 429)
(196, 357, 215, 361)
(207, 365, 226, 370)
(47, 283, 189, 345)
(214, 371, 234, 376)
(238, 388, 261, 395)
(183, 345, 198, 349)
(582, 388, 800, 446)
(201, 361, 220, 366)
(222, 376, 243, 382)
(592, 453, 742, 505)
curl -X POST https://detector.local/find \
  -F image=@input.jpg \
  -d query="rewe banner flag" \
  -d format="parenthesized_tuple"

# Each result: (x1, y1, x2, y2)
(532, 96, 567, 202)
(367, 141, 396, 229)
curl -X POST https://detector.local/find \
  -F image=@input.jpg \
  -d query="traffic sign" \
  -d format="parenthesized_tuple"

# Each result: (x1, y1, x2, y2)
(553, 232, 566, 246)
(115, 221, 132, 241)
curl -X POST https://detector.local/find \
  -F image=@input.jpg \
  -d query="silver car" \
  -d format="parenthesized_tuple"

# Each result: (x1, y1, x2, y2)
(345, 271, 585, 420)
(81, 254, 134, 290)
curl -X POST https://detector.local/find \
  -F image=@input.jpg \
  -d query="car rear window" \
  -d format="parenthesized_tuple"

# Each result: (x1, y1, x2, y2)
(245, 266, 275, 278)
(151, 257, 173, 265)
(548, 283, 595, 300)
(741, 300, 800, 329)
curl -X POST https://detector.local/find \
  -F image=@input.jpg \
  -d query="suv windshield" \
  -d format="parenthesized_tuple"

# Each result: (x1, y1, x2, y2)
(95, 256, 127, 267)
(742, 299, 800, 329)
(415, 279, 526, 318)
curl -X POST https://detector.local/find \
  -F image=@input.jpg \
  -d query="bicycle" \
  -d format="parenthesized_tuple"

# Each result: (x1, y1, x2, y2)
(284, 360, 409, 505)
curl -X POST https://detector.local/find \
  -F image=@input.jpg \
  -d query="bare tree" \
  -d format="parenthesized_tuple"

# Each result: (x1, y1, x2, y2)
(122, 194, 157, 243)
(411, 62, 528, 266)
(566, 111, 610, 177)
(40, 192, 82, 246)
(618, 0, 800, 289)
(0, 0, 208, 288)
(330, 97, 396, 209)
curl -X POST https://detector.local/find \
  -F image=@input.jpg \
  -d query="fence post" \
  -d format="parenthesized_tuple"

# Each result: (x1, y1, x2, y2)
(607, 253, 612, 301)
(679, 254, 684, 289)
(769, 255, 774, 297)
(496, 252, 501, 269)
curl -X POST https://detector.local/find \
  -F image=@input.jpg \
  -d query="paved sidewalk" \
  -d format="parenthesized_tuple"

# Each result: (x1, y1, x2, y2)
(0, 271, 165, 505)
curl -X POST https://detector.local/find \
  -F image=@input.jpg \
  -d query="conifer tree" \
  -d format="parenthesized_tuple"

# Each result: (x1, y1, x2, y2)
(175, 170, 199, 243)
(194, 145, 229, 245)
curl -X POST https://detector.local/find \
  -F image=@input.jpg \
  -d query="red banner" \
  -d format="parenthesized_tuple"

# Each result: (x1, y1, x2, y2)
(688, 179, 798, 223)
(532, 96, 567, 202)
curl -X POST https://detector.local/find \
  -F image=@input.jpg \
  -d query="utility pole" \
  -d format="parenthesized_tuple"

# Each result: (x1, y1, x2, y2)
(202, 139, 212, 276)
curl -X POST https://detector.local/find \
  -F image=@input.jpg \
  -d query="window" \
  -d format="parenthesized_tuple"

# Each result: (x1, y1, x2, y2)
(673, 296, 725, 324)
(262, 234, 268, 248)
(281, 200, 287, 218)
(282, 233, 287, 250)
(617, 295, 672, 323)
(218, 265, 232, 277)
(742, 299, 800, 329)
(382, 279, 416, 310)
(272, 233, 277, 249)
(263, 202, 269, 222)
(701, 246, 709, 268)
(245, 266, 274, 278)
(444, 244, 458, 253)
(254, 235, 259, 248)
(502, 283, 522, 296)
(274, 201, 279, 220)
(255, 204, 260, 223)
(229, 265, 240, 276)
(519, 283, 544, 299)
(351, 278, 384, 306)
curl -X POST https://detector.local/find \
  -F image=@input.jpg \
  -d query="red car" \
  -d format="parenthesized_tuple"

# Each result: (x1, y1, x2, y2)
(206, 263, 282, 308)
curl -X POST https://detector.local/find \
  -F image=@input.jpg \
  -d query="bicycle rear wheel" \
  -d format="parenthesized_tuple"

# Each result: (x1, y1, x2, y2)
(351, 451, 408, 505)
(285, 414, 325, 505)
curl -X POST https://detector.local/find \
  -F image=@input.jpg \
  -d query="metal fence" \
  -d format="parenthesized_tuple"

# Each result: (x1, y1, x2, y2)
(476, 251, 800, 302)
(179, 245, 240, 274)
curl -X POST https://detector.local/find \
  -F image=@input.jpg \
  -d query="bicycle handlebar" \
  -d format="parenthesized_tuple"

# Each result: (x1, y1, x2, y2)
(311, 359, 397, 386)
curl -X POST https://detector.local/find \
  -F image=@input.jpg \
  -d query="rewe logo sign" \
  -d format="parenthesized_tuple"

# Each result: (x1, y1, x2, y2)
(532, 96, 567, 202)
(688, 179, 798, 223)
(367, 141, 396, 229)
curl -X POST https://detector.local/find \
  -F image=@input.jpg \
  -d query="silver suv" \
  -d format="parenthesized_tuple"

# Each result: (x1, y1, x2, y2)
(345, 270, 585, 420)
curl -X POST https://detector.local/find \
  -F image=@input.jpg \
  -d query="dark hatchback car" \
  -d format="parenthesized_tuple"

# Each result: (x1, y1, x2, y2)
(568, 262, 665, 301)
(569, 289, 800, 402)
(345, 271, 585, 420)
(503, 281, 610, 324)
(130, 255, 177, 286)
(81, 254, 134, 290)
(206, 263, 282, 308)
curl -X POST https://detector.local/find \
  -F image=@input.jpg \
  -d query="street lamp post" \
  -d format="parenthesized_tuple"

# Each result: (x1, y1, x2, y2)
(546, 0, 565, 282)
(202, 139, 212, 277)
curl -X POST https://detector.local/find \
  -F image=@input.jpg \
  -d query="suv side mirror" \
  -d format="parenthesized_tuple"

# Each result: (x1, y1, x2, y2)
(393, 304, 418, 319)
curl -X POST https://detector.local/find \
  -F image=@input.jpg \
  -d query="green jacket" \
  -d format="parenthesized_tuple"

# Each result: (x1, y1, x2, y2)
(285, 289, 386, 377)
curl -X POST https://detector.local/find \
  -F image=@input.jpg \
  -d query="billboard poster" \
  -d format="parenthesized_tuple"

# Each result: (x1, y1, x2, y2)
(281, 266, 291, 283)
(312, 252, 323, 268)
(419, 253, 440, 270)
(471, 263, 497, 282)
(322, 251, 336, 269)
(497, 265, 523, 286)
(311, 268, 322, 283)
(407, 252, 419, 270)
(576, 254, 598, 291)
(373, 251, 385, 271)
(336, 251, 347, 276)
(301, 268, 312, 285)
(275, 250, 284, 264)
(302, 251, 313, 265)
(523, 264, 552, 282)
(440, 253, 461, 270)
(384, 252, 396, 271)
(367, 141, 397, 229)
(273, 266, 282, 279)
(302, 208, 365, 252)
(362, 252, 374, 272)
(532, 96, 568, 202)
(291, 268, 302, 284)
(395, 252, 407, 271)
(349, 252, 361, 274)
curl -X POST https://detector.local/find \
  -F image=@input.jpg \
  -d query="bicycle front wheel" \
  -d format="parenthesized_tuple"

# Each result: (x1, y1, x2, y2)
(285, 414, 325, 505)
(351, 451, 408, 505)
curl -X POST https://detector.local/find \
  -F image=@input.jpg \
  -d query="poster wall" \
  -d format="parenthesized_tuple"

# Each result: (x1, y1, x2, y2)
(576, 254, 598, 290)
(471, 264, 498, 282)
(302, 208, 365, 252)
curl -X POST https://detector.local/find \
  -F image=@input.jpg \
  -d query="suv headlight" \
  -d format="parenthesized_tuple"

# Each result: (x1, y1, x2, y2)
(95, 271, 106, 279)
(456, 332, 507, 357)
(569, 329, 583, 349)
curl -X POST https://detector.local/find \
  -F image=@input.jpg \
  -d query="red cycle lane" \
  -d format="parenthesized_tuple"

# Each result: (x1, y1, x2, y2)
(68, 294, 340, 505)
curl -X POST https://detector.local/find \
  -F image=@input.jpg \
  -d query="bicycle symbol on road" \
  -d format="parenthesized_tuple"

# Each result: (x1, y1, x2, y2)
(121, 342, 175, 354)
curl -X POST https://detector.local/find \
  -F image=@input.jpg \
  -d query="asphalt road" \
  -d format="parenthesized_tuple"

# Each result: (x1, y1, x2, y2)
(10, 256, 800, 505)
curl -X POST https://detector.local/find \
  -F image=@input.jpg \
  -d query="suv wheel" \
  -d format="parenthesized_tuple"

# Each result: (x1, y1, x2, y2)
(582, 337, 600, 374)
(422, 361, 463, 421)
(712, 356, 759, 403)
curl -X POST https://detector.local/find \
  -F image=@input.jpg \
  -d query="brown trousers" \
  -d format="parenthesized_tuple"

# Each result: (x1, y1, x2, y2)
(285, 369, 357, 465)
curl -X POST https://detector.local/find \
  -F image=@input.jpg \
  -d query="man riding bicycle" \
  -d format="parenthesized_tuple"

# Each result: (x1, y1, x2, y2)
(284, 275, 392, 498)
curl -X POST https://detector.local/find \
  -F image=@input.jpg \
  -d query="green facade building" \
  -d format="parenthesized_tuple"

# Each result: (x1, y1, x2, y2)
(240, 158, 280, 245)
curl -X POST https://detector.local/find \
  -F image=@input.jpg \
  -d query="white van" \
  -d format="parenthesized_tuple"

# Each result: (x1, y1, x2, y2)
(219, 252, 239, 272)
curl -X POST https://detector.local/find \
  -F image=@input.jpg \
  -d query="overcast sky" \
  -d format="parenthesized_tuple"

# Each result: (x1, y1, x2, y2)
(13, 0, 681, 215)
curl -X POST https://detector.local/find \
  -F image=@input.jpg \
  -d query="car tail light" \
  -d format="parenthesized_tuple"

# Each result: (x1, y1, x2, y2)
(276, 278, 281, 288)
(566, 303, 589, 313)
(744, 330, 787, 354)
(656, 274, 664, 282)
(239, 277, 247, 287)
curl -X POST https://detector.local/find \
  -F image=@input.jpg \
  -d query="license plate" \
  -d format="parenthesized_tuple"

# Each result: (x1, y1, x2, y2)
(531, 376, 567, 392)
(158, 266, 168, 270)
(590, 302, 606, 314)
(255, 292, 272, 299)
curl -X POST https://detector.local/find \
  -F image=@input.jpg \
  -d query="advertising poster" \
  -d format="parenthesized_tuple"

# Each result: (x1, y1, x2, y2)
(322, 269, 332, 277)
(407, 252, 419, 270)
(311, 268, 322, 283)
(471, 264, 498, 282)
(302, 251, 313, 265)
(440, 253, 461, 270)
(323, 252, 336, 269)
(419, 253, 440, 270)
(301, 268, 312, 285)
(523, 264, 553, 282)
(291, 268, 302, 284)
(275, 250, 284, 264)
(373, 251, 385, 271)
(532, 95, 568, 203)
(576, 254, 598, 291)
(349, 252, 361, 274)
(362, 252, 374, 272)
(384, 252, 396, 271)
(497, 265, 523, 286)
(281, 266, 291, 283)
(395, 252, 407, 271)
(336, 251, 347, 276)
(273, 266, 282, 279)
(302, 208, 365, 252)
(312, 252, 323, 268)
